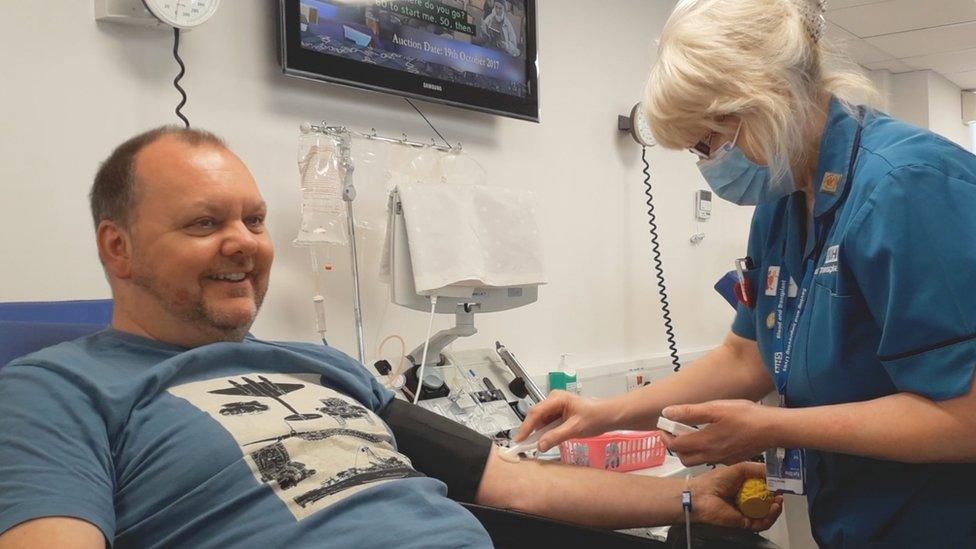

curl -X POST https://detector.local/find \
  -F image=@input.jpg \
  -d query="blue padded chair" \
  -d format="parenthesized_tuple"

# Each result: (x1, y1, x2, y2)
(0, 299, 112, 369)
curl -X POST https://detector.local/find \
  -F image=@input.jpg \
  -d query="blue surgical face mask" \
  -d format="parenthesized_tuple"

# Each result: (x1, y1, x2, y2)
(696, 123, 796, 206)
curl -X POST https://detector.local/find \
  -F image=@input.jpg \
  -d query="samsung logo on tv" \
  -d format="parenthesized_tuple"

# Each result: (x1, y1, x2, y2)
(422, 82, 443, 92)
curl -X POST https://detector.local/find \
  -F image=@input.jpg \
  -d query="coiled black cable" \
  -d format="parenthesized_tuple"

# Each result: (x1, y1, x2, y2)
(642, 146, 681, 372)
(173, 27, 190, 128)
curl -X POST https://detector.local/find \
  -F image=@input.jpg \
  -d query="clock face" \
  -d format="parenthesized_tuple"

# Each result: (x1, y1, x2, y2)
(631, 103, 656, 147)
(143, 0, 221, 29)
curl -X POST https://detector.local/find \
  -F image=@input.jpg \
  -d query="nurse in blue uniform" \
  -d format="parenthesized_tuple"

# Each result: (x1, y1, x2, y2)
(516, 0, 976, 546)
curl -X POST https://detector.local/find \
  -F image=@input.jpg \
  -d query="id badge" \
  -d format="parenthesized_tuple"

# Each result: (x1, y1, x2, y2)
(765, 446, 805, 495)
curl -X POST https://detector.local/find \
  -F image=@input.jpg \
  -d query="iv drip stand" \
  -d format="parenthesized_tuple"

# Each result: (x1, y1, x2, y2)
(336, 131, 367, 365)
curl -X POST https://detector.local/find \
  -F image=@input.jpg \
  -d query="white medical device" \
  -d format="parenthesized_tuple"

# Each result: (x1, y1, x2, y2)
(694, 190, 712, 221)
(657, 417, 699, 436)
(385, 188, 543, 435)
(94, 0, 221, 29)
(388, 188, 539, 367)
(143, 0, 221, 28)
(619, 103, 656, 147)
(501, 419, 565, 462)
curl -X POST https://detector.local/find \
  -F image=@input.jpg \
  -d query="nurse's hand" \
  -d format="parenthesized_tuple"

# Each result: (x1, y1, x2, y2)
(692, 462, 783, 530)
(662, 400, 777, 466)
(514, 391, 615, 452)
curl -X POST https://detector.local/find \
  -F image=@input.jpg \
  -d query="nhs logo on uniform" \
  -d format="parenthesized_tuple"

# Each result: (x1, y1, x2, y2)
(825, 245, 840, 265)
(773, 352, 784, 374)
(816, 245, 840, 276)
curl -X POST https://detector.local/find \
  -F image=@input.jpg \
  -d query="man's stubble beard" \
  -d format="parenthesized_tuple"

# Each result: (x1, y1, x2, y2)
(130, 266, 267, 342)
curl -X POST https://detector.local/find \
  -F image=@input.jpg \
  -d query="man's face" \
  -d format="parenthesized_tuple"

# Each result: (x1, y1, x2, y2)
(492, 2, 504, 18)
(123, 137, 273, 341)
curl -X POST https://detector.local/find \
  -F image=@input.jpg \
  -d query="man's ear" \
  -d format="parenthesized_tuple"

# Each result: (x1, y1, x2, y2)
(97, 220, 133, 279)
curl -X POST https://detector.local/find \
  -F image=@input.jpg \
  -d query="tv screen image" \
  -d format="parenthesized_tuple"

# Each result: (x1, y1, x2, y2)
(281, 0, 539, 121)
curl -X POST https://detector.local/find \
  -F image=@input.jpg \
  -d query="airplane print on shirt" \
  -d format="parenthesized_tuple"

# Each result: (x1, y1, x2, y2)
(168, 373, 421, 520)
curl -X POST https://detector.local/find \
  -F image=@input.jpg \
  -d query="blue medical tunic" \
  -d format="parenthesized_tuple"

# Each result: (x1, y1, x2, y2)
(732, 96, 976, 548)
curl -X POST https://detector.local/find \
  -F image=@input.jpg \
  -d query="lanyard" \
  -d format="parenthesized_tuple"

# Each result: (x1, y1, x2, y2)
(771, 107, 865, 398)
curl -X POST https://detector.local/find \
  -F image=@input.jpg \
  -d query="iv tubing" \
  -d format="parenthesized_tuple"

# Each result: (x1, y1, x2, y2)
(378, 334, 407, 386)
(413, 296, 438, 404)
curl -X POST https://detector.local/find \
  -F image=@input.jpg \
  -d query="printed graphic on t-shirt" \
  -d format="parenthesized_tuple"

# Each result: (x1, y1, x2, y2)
(168, 373, 421, 520)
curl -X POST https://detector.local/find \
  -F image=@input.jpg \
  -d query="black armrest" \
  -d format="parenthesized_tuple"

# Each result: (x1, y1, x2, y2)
(460, 503, 664, 549)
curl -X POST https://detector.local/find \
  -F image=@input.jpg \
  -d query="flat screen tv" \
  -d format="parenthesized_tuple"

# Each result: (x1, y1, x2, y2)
(279, 0, 539, 122)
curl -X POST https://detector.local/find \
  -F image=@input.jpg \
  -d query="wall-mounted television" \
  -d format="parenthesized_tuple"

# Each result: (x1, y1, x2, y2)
(279, 0, 540, 122)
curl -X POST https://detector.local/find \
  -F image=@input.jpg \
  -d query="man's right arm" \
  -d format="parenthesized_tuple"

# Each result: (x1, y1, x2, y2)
(0, 518, 104, 549)
(0, 364, 115, 544)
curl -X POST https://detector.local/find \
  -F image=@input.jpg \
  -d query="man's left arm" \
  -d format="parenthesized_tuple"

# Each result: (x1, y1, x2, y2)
(380, 399, 780, 530)
(476, 447, 779, 531)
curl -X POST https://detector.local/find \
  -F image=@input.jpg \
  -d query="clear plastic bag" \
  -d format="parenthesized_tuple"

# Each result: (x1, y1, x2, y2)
(295, 134, 349, 246)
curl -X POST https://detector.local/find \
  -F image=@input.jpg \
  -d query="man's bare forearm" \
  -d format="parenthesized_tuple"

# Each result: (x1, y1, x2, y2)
(476, 447, 685, 529)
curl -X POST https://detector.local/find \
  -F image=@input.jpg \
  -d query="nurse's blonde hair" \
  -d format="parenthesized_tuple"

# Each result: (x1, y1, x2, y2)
(645, 0, 879, 181)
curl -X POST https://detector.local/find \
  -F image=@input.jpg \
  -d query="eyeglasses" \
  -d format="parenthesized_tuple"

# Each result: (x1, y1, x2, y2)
(689, 132, 715, 160)
(689, 121, 743, 160)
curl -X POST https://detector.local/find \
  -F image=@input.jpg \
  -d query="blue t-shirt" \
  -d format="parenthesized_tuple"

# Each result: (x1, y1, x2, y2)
(0, 329, 492, 548)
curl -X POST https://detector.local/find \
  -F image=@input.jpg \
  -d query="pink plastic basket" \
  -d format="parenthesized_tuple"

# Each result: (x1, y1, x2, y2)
(558, 430, 667, 472)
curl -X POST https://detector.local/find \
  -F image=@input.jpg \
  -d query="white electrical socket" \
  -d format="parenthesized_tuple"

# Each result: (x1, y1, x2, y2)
(94, 0, 166, 28)
(626, 370, 649, 392)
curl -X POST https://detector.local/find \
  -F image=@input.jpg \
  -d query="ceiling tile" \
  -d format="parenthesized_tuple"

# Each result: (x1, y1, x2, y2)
(947, 70, 976, 89)
(900, 48, 976, 75)
(827, 0, 976, 38)
(825, 24, 893, 64)
(863, 58, 915, 73)
(826, 0, 888, 9)
(866, 21, 976, 59)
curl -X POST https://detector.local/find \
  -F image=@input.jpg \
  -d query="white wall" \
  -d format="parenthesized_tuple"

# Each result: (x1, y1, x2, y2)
(881, 69, 974, 151)
(0, 1, 753, 374)
(888, 71, 930, 127)
(928, 72, 974, 150)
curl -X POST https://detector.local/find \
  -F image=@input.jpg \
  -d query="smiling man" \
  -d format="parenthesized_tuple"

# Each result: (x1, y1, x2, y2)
(95, 129, 273, 348)
(0, 127, 779, 549)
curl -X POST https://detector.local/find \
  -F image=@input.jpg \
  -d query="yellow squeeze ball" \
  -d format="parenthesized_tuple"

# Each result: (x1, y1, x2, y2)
(737, 478, 773, 519)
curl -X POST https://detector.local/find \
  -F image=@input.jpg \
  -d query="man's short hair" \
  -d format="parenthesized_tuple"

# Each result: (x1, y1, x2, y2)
(89, 126, 226, 230)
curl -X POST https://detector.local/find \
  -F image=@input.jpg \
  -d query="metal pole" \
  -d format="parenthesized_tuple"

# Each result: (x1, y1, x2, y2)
(338, 131, 367, 365)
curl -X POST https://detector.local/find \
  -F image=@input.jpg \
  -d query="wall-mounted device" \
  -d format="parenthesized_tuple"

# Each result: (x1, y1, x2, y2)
(618, 103, 656, 146)
(94, 0, 221, 29)
(278, 0, 540, 122)
(94, 0, 221, 127)
(617, 102, 682, 371)
(695, 189, 712, 221)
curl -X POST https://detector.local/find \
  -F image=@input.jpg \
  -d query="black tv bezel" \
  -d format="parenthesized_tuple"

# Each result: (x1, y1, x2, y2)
(279, 0, 540, 122)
